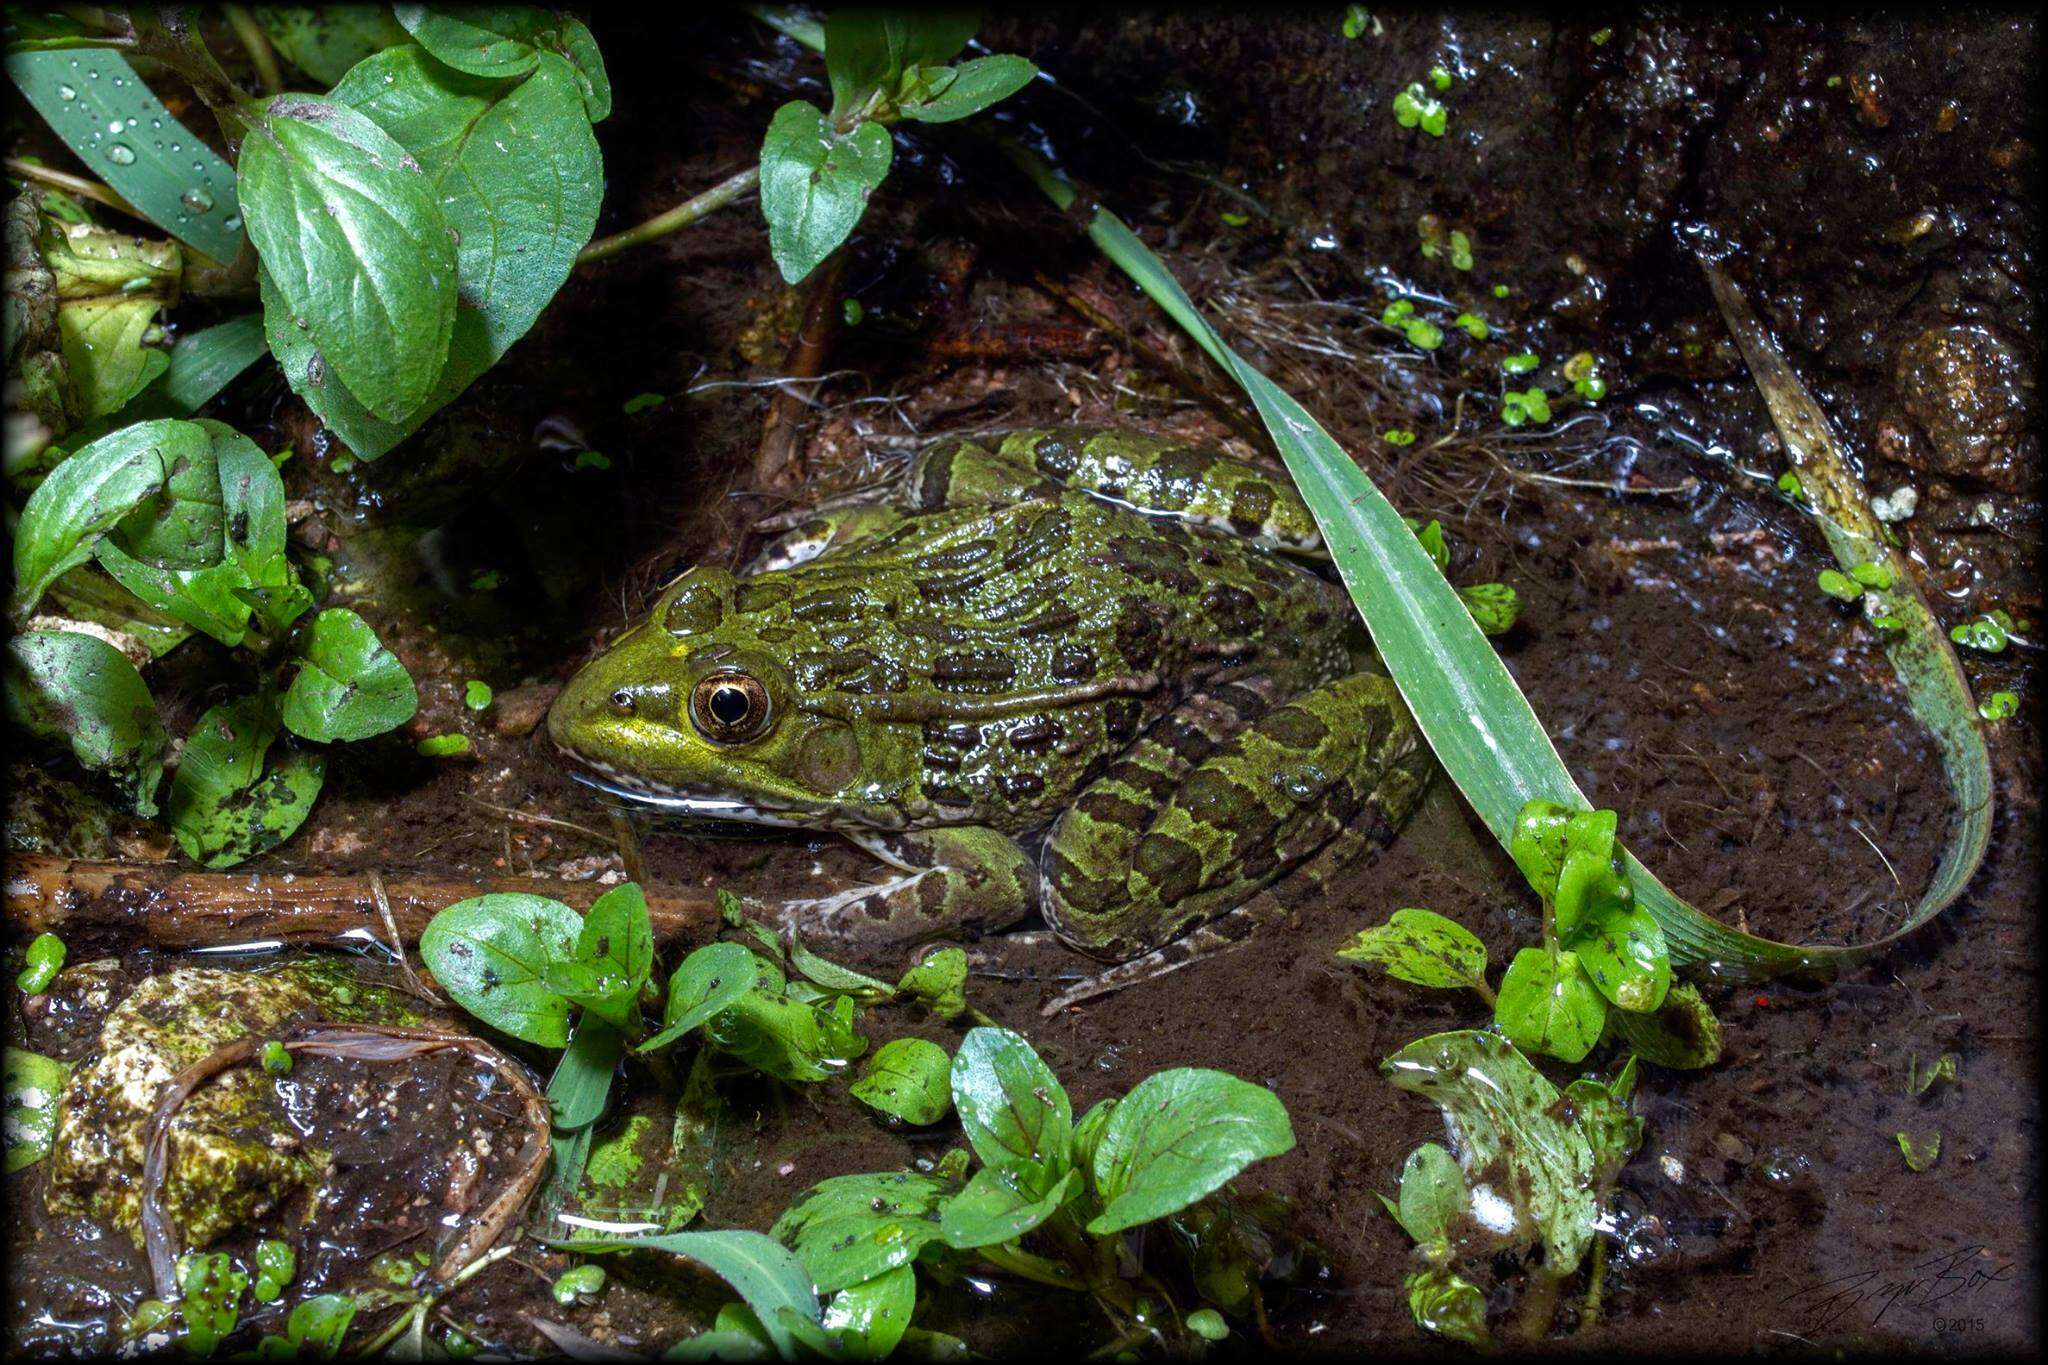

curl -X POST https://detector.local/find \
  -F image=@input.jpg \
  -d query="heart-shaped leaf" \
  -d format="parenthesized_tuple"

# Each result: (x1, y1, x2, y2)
(419, 892, 582, 1046)
(1087, 1068, 1294, 1236)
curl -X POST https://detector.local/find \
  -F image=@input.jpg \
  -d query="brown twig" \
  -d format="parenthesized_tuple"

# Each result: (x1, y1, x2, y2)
(4, 855, 719, 950)
(141, 1023, 551, 1300)
(752, 248, 849, 493)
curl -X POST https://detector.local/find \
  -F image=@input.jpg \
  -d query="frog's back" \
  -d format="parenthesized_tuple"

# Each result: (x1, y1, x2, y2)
(731, 489, 1352, 829)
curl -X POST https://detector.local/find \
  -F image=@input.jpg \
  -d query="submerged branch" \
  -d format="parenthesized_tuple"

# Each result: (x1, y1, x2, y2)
(4, 855, 720, 950)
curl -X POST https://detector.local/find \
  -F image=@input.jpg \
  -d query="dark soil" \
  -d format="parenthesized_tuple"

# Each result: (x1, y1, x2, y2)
(6, 9, 2038, 1358)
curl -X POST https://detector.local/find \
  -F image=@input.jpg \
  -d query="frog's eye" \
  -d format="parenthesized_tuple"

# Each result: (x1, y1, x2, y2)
(609, 690, 635, 716)
(690, 671, 772, 743)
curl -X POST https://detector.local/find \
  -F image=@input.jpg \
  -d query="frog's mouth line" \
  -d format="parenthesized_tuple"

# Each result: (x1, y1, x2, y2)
(559, 754, 818, 828)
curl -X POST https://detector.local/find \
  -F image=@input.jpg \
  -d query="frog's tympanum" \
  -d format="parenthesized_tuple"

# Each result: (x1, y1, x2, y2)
(44, 962, 417, 1247)
(550, 429, 1430, 987)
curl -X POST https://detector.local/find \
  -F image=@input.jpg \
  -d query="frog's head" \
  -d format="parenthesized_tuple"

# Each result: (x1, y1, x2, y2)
(548, 567, 878, 826)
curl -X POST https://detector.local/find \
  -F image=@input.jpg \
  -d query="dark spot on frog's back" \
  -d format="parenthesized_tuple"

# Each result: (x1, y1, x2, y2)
(1262, 703, 1330, 750)
(1030, 431, 1081, 480)
(1105, 697, 1144, 743)
(931, 649, 1017, 691)
(1114, 598, 1167, 667)
(1201, 584, 1259, 636)
(1052, 642, 1098, 681)
(1134, 831, 1203, 903)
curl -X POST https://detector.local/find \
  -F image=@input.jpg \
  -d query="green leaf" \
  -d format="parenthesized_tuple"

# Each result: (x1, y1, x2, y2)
(1458, 582, 1520, 636)
(898, 54, 1036, 124)
(939, 1165, 1079, 1250)
(167, 692, 325, 868)
(544, 882, 654, 1031)
(759, 101, 892, 285)
(1087, 1068, 1294, 1235)
(11, 417, 194, 616)
(4, 1047, 71, 1174)
(4, 629, 166, 814)
(894, 945, 968, 1020)
(419, 892, 582, 1046)
(1405, 1267, 1490, 1348)
(1494, 948, 1606, 1063)
(5, 50, 244, 261)
(1381, 1030, 1597, 1274)
(281, 1293, 355, 1357)
(1897, 1131, 1940, 1172)
(547, 1015, 621, 1132)
(769, 1171, 954, 1294)
(311, 44, 602, 457)
(950, 1026, 1072, 1194)
(820, 1264, 916, 1361)
(1603, 980, 1722, 1069)
(237, 93, 458, 423)
(256, 5, 410, 85)
(35, 211, 179, 420)
(822, 9, 977, 118)
(1563, 1072, 1644, 1185)
(555, 1229, 819, 1359)
(281, 607, 419, 742)
(120, 315, 272, 423)
(1907, 1051, 1960, 1096)
(91, 420, 305, 644)
(639, 942, 768, 1053)
(703, 989, 866, 1084)
(1070, 1098, 1116, 1177)
(1569, 900, 1671, 1014)
(44, 565, 192, 660)
(1390, 1142, 1466, 1249)
(851, 1038, 952, 1125)
(178, 1251, 250, 1358)
(394, 4, 547, 78)
(1335, 907, 1487, 990)
(787, 933, 893, 1001)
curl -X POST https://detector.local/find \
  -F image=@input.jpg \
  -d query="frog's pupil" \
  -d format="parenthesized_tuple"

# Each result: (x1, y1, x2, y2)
(611, 690, 634, 714)
(710, 685, 750, 724)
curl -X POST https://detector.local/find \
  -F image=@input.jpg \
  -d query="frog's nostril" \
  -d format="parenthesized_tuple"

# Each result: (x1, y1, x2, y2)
(609, 690, 635, 716)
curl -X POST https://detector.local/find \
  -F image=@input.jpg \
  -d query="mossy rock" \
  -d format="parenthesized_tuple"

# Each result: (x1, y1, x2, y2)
(43, 962, 420, 1248)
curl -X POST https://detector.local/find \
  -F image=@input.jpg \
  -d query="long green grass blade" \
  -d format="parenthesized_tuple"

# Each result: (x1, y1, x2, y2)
(5, 48, 243, 262)
(1012, 146, 1990, 982)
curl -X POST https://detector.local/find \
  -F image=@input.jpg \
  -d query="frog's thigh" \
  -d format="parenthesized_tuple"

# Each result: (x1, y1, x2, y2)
(791, 826, 1037, 947)
(1044, 671, 1427, 960)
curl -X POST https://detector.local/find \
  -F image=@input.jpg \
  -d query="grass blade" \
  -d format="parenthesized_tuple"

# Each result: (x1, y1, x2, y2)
(5, 49, 243, 262)
(1011, 145, 1989, 981)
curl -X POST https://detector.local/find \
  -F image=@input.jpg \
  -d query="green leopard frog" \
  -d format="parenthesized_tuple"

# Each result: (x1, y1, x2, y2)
(549, 429, 1428, 987)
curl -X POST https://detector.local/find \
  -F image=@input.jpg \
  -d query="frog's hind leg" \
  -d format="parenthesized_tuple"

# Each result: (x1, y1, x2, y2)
(785, 825, 1038, 951)
(1041, 671, 1428, 1011)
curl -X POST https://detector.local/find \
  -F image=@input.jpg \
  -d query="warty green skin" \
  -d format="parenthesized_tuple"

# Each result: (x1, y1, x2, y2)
(550, 429, 1429, 964)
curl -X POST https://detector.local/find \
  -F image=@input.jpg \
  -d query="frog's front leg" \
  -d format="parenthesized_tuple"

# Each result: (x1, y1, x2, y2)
(787, 826, 1038, 949)
(1042, 671, 1428, 1002)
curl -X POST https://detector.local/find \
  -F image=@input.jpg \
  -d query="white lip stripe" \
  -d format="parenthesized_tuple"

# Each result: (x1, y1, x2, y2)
(564, 766, 813, 828)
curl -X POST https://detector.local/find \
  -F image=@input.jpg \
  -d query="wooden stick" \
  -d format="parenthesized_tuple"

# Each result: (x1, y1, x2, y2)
(3, 855, 720, 950)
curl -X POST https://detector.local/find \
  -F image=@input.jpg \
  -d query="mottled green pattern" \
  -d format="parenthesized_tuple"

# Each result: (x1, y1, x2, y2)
(551, 430, 1426, 960)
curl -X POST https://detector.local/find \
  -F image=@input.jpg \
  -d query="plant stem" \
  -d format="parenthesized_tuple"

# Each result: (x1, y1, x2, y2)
(576, 165, 760, 265)
(221, 5, 283, 95)
(4, 157, 143, 221)
(1581, 1240, 1608, 1329)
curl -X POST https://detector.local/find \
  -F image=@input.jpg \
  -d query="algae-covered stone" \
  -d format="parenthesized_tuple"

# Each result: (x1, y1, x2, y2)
(43, 962, 419, 1249)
